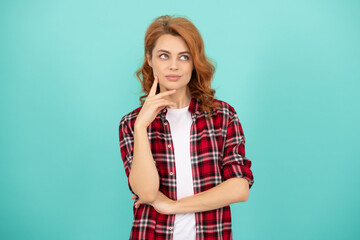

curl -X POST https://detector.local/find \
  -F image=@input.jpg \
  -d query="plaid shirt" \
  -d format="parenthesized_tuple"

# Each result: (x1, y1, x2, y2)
(118, 96, 254, 240)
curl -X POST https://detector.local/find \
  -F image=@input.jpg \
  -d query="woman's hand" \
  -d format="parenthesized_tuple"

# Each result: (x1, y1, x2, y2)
(135, 76, 177, 129)
(131, 191, 176, 215)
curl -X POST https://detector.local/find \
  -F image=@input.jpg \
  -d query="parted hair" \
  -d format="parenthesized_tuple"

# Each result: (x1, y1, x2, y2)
(135, 15, 221, 118)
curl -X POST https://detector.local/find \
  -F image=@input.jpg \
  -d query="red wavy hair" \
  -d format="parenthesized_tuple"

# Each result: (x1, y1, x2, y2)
(135, 15, 221, 118)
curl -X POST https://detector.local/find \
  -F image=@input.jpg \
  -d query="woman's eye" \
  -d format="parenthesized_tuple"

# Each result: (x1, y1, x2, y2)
(159, 54, 168, 59)
(180, 55, 189, 60)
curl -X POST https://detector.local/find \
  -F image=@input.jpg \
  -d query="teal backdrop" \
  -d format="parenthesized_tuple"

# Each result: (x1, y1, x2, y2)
(1, 0, 359, 239)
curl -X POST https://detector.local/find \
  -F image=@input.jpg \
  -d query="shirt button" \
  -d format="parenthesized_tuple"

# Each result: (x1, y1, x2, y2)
(169, 172, 174, 176)
(167, 144, 171, 148)
(168, 226, 173, 231)
(164, 122, 168, 125)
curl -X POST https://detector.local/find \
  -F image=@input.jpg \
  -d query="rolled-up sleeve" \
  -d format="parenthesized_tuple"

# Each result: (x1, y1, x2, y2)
(118, 119, 137, 195)
(221, 113, 254, 189)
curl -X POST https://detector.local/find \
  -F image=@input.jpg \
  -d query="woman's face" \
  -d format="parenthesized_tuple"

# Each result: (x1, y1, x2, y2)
(147, 34, 194, 93)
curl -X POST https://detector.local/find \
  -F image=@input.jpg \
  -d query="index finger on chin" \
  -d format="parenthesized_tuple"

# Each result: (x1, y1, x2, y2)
(148, 76, 158, 97)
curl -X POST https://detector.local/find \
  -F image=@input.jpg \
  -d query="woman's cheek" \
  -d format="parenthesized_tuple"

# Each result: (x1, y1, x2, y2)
(152, 62, 163, 76)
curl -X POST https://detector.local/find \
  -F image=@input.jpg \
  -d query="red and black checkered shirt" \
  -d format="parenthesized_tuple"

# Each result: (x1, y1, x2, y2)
(118, 96, 254, 240)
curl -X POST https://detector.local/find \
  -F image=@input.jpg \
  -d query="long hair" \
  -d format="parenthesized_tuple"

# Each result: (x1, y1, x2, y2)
(135, 15, 221, 118)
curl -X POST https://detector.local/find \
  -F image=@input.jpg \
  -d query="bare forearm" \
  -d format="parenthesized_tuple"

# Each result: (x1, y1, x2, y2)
(129, 125, 159, 202)
(173, 178, 249, 214)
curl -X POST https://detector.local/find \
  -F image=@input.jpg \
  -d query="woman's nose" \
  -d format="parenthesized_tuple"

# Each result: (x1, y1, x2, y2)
(169, 59, 178, 70)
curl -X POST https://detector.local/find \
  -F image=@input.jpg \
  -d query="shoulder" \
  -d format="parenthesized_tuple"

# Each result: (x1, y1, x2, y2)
(211, 99, 244, 132)
(119, 106, 142, 130)
(212, 98, 238, 119)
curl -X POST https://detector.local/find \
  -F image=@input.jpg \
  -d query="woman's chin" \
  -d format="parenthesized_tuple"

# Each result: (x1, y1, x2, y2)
(160, 82, 188, 92)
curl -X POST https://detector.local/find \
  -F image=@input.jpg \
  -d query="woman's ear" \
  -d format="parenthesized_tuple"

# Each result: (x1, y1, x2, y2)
(146, 53, 152, 67)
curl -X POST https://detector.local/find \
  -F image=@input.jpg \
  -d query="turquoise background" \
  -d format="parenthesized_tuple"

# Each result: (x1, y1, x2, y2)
(1, 0, 359, 239)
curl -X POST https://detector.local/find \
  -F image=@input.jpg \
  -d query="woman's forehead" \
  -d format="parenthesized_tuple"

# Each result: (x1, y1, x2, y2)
(153, 34, 190, 53)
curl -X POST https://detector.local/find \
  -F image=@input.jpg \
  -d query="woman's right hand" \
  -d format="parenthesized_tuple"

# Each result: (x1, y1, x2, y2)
(135, 76, 177, 129)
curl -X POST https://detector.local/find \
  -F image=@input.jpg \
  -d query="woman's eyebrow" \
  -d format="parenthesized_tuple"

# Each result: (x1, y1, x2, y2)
(157, 49, 191, 55)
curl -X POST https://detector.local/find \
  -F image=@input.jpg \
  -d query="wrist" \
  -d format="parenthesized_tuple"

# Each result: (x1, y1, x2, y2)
(134, 122, 147, 131)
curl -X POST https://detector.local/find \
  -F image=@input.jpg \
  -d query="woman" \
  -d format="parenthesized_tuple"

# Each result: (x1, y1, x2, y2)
(119, 15, 254, 240)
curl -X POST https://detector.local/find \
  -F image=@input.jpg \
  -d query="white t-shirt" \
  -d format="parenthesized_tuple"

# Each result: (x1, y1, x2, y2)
(165, 105, 196, 240)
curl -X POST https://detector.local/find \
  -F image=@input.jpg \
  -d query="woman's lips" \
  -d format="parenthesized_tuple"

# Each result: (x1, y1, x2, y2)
(166, 75, 181, 81)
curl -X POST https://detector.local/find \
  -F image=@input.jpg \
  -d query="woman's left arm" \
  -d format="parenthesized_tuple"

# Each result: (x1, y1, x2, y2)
(173, 177, 249, 214)
(168, 110, 253, 214)
(132, 177, 249, 215)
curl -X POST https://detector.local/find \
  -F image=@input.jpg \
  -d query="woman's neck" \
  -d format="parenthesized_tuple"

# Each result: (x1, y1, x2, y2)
(164, 86, 192, 109)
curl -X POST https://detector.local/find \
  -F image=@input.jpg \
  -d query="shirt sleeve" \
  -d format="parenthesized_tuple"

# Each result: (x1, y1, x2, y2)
(118, 119, 137, 196)
(221, 112, 254, 190)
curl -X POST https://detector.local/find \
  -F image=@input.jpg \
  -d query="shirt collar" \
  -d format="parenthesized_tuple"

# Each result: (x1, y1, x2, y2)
(158, 96, 201, 120)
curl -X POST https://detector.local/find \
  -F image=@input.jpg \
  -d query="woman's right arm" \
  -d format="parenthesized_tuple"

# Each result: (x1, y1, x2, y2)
(129, 76, 177, 203)
(129, 124, 159, 203)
